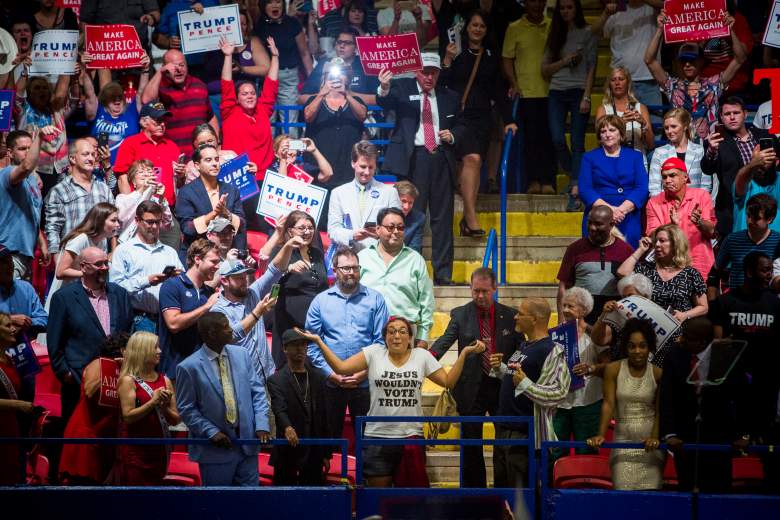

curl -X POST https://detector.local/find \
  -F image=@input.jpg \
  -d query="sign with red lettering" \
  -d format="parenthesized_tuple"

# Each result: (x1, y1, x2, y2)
(30, 30, 79, 75)
(84, 25, 144, 70)
(97, 358, 120, 408)
(663, 0, 729, 43)
(178, 3, 242, 55)
(763, 1, 780, 49)
(318, 0, 341, 17)
(55, 0, 81, 6)
(258, 170, 327, 226)
(356, 33, 422, 76)
(754, 68, 780, 135)
(264, 164, 316, 228)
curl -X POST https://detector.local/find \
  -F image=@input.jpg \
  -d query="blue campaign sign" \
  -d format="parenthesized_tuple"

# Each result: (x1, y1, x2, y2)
(5, 335, 41, 379)
(218, 153, 259, 201)
(0, 90, 14, 132)
(548, 320, 584, 391)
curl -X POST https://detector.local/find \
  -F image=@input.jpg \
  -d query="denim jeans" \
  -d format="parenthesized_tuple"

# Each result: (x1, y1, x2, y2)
(632, 80, 663, 108)
(273, 67, 301, 137)
(548, 88, 588, 183)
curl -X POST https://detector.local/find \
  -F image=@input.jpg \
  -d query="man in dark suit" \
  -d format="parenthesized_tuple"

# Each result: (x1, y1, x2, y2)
(430, 267, 522, 487)
(267, 329, 331, 485)
(47, 246, 133, 422)
(660, 317, 751, 493)
(376, 53, 464, 285)
(701, 96, 778, 236)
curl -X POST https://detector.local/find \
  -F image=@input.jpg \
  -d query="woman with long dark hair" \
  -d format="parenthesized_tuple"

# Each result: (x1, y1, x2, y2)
(440, 9, 516, 237)
(541, 0, 597, 210)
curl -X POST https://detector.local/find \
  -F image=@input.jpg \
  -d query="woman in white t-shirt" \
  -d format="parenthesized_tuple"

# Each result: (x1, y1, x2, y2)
(45, 202, 120, 312)
(300, 316, 484, 487)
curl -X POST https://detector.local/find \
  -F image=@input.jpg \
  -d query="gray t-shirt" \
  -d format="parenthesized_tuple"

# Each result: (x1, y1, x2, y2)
(543, 26, 597, 91)
(363, 343, 441, 438)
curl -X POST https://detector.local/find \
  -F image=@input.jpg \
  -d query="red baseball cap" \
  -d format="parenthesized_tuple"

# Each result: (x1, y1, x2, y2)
(661, 157, 688, 174)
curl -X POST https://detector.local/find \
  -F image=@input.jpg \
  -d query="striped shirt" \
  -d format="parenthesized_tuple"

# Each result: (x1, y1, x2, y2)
(158, 75, 214, 155)
(715, 230, 780, 288)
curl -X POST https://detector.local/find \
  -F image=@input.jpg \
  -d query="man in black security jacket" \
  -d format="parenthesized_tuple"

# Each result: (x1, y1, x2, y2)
(701, 96, 778, 237)
(660, 317, 751, 493)
(375, 53, 464, 285)
(430, 267, 523, 487)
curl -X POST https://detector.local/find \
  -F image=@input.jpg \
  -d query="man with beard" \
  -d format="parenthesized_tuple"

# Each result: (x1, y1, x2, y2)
(114, 102, 185, 205)
(212, 234, 304, 384)
(44, 138, 114, 265)
(556, 205, 633, 324)
(305, 246, 388, 439)
(47, 246, 133, 422)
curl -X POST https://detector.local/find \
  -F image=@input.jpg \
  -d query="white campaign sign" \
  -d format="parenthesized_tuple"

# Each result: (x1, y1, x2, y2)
(178, 4, 242, 55)
(30, 30, 79, 75)
(601, 295, 681, 348)
(763, 1, 780, 49)
(257, 170, 328, 225)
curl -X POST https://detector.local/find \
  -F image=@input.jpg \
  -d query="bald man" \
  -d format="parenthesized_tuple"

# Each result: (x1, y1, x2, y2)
(44, 138, 115, 263)
(141, 49, 218, 155)
(47, 247, 133, 422)
(557, 205, 633, 324)
(489, 297, 571, 488)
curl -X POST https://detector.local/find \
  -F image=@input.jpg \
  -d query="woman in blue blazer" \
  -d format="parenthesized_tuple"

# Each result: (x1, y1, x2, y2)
(175, 144, 246, 255)
(579, 115, 649, 248)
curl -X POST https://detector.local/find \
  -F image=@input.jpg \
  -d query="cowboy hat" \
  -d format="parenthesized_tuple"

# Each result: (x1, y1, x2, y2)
(0, 28, 19, 75)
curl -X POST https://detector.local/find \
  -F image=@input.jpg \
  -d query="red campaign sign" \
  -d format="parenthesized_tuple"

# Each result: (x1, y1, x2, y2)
(318, 0, 341, 18)
(754, 68, 780, 134)
(356, 33, 423, 76)
(264, 164, 315, 228)
(97, 358, 120, 408)
(84, 25, 144, 70)
(55, 0, 81, 6)
(663, 0, 729, 43)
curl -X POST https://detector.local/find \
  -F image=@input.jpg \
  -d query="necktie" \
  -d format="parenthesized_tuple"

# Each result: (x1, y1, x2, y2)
(217, 355, 238, 426)
(359, 184, 367, 221)
(479, 311, 493, 375)
(422, 92, 436, 152)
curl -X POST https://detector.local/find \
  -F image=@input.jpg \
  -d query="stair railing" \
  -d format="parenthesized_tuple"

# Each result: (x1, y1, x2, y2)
(498, 128, 514, 286)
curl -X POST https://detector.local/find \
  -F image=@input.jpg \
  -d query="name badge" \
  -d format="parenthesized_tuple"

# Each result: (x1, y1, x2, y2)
(409, 94, 421, 101)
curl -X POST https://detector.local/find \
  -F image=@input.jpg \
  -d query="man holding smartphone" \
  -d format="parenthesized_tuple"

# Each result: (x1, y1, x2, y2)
(110, 201, 184, 333)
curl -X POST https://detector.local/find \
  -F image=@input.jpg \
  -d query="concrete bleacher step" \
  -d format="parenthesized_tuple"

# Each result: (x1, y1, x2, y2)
(425, 236, 577, 262)
(452, 211, 582, 237)
(426, 451, 495, 486)
(428, 260, 564, 286)
(454, 194, 569, 214)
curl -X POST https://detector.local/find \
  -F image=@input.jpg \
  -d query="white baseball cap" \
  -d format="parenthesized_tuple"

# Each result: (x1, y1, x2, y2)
(420, 53, 441, 70)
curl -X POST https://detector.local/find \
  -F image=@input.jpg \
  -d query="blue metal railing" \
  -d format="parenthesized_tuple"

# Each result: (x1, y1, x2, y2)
(498, 129, 513, 286)
(482, 229, 499, 301)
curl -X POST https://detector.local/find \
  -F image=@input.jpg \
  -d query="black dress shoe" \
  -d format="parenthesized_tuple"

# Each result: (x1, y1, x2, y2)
(435, 278, 456, 286)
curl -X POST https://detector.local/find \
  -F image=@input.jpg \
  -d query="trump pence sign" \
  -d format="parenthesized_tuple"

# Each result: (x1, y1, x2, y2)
(257, 170, 327, 225)
(178, 4, 242, 55)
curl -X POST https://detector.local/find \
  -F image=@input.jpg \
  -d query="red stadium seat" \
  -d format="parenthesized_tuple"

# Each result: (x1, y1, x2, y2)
(732, 456, 764, 490)
(26, 453, 50, 486)
(663, 454, 678, 490)
(258, 451, 274, 486)
(166, 452, 202, 486)
(326, 453, 356, 485)
(246, 231, 269, 259)
(319, 231, 330, 253)
(553, 455, 613, 489)
(34, 392, 61, 418)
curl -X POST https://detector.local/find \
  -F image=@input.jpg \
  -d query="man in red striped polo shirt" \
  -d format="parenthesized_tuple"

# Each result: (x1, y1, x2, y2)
(141, 49, 219, 155)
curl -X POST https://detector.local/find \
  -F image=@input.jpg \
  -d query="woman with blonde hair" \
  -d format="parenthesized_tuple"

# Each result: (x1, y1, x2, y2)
(595, 67, 654, 165)
(617, 224, 708, 366)
(648, 108, 711, 197)
(117, 332, 180, 485)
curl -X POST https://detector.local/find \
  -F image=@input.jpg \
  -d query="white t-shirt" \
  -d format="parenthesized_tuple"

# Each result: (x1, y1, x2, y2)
(363, 343, 441, 439)
(558, 334, 609, 409)
(603, 4, 658, 82)
(753, 100, 778, 136)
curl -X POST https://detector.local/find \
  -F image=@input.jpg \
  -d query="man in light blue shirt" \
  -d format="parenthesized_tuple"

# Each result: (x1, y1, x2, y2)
(212, 235, 304, 383)
(305, 245, 388, 438)
(0, 130, 42, 280)
(110, 201, 184, 332)
(0, 245, 48, 340)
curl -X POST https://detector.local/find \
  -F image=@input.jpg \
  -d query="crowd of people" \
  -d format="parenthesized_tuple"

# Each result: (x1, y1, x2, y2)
(0, 0, 778, 493)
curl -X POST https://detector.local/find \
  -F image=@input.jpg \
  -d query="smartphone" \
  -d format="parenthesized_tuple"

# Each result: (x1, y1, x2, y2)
(97, 131, 109, 148)
(270, 284, 281, 299)
(235, 249, 248, 260)
(177, 153, 187, 164)
(288, 139, 307, 152)
(760, 137, 774, 151)
(364, 221, 376, 229)
(163, 265, 177, 277)
(714, 123, 727, 136)
(153, 166, 164, 184)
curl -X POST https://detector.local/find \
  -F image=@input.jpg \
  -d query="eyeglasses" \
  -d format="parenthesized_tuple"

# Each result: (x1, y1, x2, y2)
(293, 226, 315, 233)
(335, 265, 359, 273)
(386, 328, 410, 336)
(381, 224, 405, 232)
(336, 40, 355, 46)
(140, 218, 162, 226)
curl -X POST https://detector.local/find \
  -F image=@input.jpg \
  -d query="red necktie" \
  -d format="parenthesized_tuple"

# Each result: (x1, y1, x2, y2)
(422, 92, 436, 152)
(480, 311, 493, 375)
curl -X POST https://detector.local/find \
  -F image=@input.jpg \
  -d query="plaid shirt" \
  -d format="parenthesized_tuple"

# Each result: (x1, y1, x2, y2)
(44, 176, 114, 253)
(734, 132, 757, 167)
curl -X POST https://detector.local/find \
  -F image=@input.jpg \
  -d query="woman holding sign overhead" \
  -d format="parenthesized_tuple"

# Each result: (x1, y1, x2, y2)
(175, 144, 246, 255)
(221, 35, 279, 232)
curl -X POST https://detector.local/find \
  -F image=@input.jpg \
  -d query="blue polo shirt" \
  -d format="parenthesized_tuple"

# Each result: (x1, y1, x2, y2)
(158, 272, 214, 378)
(0, 166, 43, 257)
